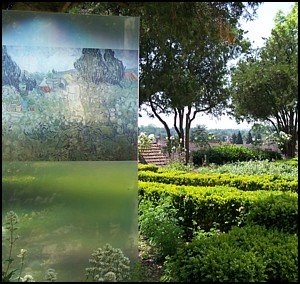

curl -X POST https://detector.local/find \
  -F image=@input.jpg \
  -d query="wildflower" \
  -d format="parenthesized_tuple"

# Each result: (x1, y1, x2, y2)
(85, 243, 130, 282)
(5, 211, 19, 228)
(237, 206, 245, 212)
(21, 275, 35, 282)
(104, 271, 117, 282)
(17, 249, 28, 258)
(45, 268, 57, 282)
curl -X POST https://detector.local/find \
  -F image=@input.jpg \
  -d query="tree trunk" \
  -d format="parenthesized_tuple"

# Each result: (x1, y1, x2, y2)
(149, 98, 172, 156)
(284, 136, 296, 158)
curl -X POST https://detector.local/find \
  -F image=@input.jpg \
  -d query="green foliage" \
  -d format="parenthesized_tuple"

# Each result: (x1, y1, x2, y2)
(138, 197, 184, 260)
(236, 130, 244, 144)
(192, 144, 281, 166)
(138, 181, 298, 237)
(246, 193, 298, 233)
(73, 2, 260, 164)
(190, 125, 211, 149)
(230, 3, 298, 157)
(85, 243, 130, 282)
(163, 160, 195, 173)
(2, 211, 57, 282)
(277, 157, 298, 166)
(162, 225, 298, 282)
(138, 164, 159, 173)
(198, 159, 298, 179)
(138, 170, 298, 193)
(245, 131, 253, 144)
(2, 211, 21, 282)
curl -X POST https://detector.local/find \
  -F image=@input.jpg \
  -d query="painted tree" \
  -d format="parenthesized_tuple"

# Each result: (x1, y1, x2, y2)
(230, 3, 298, 157)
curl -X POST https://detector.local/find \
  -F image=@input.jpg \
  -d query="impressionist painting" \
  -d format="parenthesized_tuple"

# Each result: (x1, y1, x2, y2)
(2, 11, 139, 282)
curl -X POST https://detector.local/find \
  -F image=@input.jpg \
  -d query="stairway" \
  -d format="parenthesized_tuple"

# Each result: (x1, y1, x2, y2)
(139, 142, 169, 166)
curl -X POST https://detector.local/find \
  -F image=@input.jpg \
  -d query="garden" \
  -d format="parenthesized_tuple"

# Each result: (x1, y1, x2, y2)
(137, 147, 298, 282)
(2, 148, 298, 282)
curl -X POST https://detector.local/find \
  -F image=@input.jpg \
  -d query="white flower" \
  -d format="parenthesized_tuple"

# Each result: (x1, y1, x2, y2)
(21, 275, 35, 282)
(17, 249, 28, 258)
(148, 134, 155, 142)
(104, 271, 117, 282)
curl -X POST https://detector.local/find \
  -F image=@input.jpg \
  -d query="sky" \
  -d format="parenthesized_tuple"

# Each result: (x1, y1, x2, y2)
(138, 2, 295, 130)
(6, 46, 138, 74)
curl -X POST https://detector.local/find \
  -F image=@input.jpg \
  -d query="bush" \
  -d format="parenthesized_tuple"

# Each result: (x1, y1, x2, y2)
(246, 193, 298, 233)
(192, 144, 282, 166)
(138, 164, 159, 172)
(196, 159, 298, 179)
(138, 196, 184, 260)
(162, 225, 298, 282)
(138, 181, 298, 237)
(138, 171, 298, 193)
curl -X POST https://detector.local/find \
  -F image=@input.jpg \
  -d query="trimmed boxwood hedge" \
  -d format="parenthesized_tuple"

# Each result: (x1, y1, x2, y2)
(138, 181, 298, 237)
(138, 170, 298, 192)
(162, 225, 298, 282)
(138, 164, 159, 172)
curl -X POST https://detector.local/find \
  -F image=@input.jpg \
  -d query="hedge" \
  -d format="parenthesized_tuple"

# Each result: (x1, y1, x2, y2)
(162, 225, 298, 282)
(192, 144, 282, 166)
(138, 181, 298, 237)
(138, 170, 298, 193)
(138, 164, 159, 172)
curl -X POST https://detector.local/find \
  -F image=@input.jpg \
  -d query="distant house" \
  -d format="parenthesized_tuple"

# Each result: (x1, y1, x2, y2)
(39, 78, 51, 93)
(39, 77, 67, 93)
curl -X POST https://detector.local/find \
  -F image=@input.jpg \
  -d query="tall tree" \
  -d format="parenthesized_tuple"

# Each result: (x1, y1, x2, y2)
(231, 133, 237, 144)
(236, 131, 243, 144)
(190, 125, 211, 149)
(69, 2, 260, 163)
(245, 131, 253, 144)
(230, 3, 298, 157)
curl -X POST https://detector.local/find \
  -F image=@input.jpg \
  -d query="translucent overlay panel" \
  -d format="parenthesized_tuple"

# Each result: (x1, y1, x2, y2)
(2, 11, 139, 282)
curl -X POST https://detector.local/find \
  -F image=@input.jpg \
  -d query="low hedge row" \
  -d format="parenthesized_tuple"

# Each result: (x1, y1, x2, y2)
(138, 171, 298, 192)
(162, 225, 298, 282)
(138, 164, 159, 172)
(138, 181, 298, 237)
(192, 144, 282, 166)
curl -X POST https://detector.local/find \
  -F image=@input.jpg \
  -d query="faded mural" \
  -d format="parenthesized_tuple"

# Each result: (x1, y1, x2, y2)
(2, 45, 138, 161)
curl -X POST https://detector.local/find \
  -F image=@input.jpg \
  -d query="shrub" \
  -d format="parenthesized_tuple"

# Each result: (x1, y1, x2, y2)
(138, 196, 184, 260)
(138, 171, 298, 193)
(85, 243, 130, 282)
(162, 225, 298, 282)
(192, 144, 282, 166)
(138, 164, 159, 172)
(245, 193, 298, 233)
(196, 159, 298, 179)
(138, 181, 298, 236)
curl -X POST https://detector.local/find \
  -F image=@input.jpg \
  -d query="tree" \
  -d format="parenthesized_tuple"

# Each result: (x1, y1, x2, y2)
(138, 3, 261, 164)
(245, 131, 253, 144)
(190, 125, 211, 149)
(253, 133, 263, 146)
(231, 133, 237, 144)
(236, 131, 243, 144)
(230, 3, 298, 157)
(69, 2, 260, 163)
